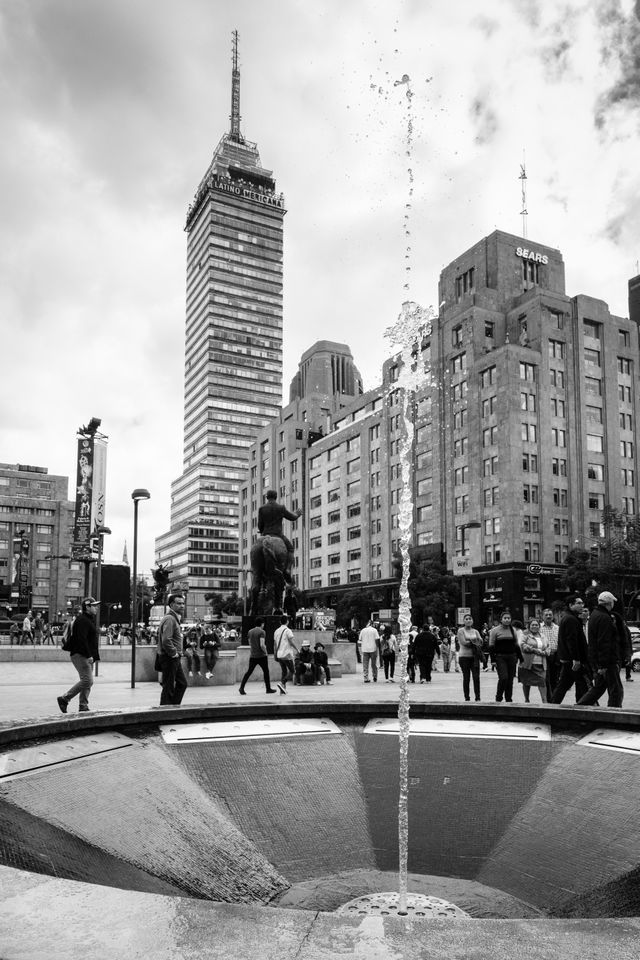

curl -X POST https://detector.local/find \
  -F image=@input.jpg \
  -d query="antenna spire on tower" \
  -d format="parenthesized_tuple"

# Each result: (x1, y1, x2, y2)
(230, 30, 242, 142)
(519, 153, 528, 239)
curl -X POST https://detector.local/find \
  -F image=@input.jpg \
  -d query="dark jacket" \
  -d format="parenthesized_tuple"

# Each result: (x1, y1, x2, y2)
(314, 648, 329, 670)
(556, 610, 588, 663)
(588, 605, 623, 668)
(68, 612, 100, 661)
(258, 501, 297, 537)
(612, 611, 633, 665)
(413, 629, 439, 659)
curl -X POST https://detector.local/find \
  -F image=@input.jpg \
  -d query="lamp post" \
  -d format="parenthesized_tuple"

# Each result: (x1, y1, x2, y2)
(459, 522, 482, 618)
(92, 526, 111, 676)
(131, 488, 150, 689)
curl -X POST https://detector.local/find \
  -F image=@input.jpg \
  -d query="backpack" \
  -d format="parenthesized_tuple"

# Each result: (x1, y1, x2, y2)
(61, 619, 74, 652)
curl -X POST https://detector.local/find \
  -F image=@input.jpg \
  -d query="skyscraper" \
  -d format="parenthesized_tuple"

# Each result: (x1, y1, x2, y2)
(156, 34, 285, 615)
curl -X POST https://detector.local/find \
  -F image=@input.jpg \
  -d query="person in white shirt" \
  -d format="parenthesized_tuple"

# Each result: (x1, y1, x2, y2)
(273, 615, 298, 694)
(359, 621, 381, 683)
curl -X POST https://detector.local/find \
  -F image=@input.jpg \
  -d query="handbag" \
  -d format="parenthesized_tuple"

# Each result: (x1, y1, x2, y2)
(154, 652, 162, 672)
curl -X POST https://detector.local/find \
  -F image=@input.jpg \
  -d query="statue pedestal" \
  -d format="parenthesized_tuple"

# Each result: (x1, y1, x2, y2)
(242, 614, 283, 655)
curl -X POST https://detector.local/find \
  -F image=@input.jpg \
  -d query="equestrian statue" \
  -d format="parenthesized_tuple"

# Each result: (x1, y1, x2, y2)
(249, 490, 302, 615)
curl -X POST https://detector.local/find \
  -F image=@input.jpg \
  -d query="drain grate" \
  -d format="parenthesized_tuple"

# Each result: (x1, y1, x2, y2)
(576, 728, 640, 756)
(336, 892, 469, 918)
(0, 733, 134, 781)
(160, 717, 342, 744)
(364, 718, 551, 741)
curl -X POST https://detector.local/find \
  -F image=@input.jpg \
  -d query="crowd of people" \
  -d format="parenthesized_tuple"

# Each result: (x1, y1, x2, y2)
(355, 591, 634, 708)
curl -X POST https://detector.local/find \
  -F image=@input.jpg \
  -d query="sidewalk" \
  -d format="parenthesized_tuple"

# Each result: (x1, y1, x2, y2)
(1, 659, 639, 725)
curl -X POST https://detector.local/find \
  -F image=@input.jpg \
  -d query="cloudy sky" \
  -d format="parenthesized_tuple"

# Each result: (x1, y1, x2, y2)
(2, 0, 640, 573)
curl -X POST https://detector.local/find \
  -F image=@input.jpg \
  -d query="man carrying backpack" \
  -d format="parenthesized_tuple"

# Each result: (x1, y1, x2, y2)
(57, 598, 100, 713)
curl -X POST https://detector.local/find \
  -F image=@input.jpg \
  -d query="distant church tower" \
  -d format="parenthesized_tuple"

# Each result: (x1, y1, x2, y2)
(156, 32, 285, 612)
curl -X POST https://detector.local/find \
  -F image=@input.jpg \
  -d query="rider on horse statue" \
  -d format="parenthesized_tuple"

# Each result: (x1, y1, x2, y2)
(258, 490, 302, 584)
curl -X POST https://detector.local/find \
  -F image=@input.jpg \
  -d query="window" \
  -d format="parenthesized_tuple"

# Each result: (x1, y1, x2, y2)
(549, 340, 565, 360)
(310, 576, 322, 588)
(520, 392, 536, 411)
(310, 558, 322, 569)
(480, 366, 496, 388)
(551, 398, 566, 417)
(588, 463, 604, 481)
(371, 518, 381, 534)
(585, 434, 603, 453)
(347, 549, 361, 562)
(552, 458, 567, 476)
(550, 369, 565, 389)
(583, 318, 601, 340)
(328, 532, 341, 545)
(553, 488, 568, 506)
(327, 466, 340, 482)
(370, 447, 380, 465)
(484, 517, 500, 534)
(618, 357, 632, 375)
(452, 381, 468, 401)
(622, 468, 635, 486)
(370, 424, 380, 441)
(584, 348, 601, 367)
(620, 413, 633, 431)
(348, 526, 361, 540)
(483, 456, 498, 476)
(550, 311, 564, 330)
(619, 329, 631, 348)
(588, 492, 605, 510)
(586, 405, 603, 424)
(328, 554, 341, 566)
(522, 453, 538, 472)
(310, 516, 322, 529)
(523, 484, 539, 503)
(453, 409, 467, 430)
(453, 466, 469, 485)
(453, 437, 468, 457)
(520, 362, 536, 382)
(370, 471, 380, 488)
(481, 397, 496, 418)
(552, 428, 566, 447)
(371, 494, 381, 511)
(417, 505, 432, 522)
(390, 488, 401, 505)
(621, 440, 634, 458)
(310, 536, 321, 550)
(622, 497, 636, 514)
(455, 267, 475, 300)
(328, 510, 340, 524)
(553, 518, 569, 535)
(590, 522, 605, 538)
(485, 321, 495, 340)
(328, 489, 340, 503)
(619, 384, 632, 403)
(452, 352, 466, 373)
(346, 436, 360, 452)
(347, 503, 361, 518)
(452, 324, 463, 346)
(347, 458, 360, 474)
(484, 545, 501, 563)
(522, 423, 537, 442)
(482, 426, 498, 447)
(455, 495, 469, 514)
(484, 487, 499, 506)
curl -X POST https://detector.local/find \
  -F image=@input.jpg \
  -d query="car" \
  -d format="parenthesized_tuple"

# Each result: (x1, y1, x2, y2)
(628, 626, 640, 653)
(631, 650, 640, 673)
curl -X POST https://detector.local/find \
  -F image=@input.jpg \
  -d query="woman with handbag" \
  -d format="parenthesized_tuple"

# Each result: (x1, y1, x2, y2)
(456, 613, 482, 701)
(380, 627, 398, 682)
(518, 617, 549, 703)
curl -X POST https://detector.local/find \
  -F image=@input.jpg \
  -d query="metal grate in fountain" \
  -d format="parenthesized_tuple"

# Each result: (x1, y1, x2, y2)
(336, 892, 469, 918)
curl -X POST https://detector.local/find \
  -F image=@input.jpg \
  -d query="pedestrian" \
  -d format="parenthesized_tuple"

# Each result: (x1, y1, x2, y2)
(427, 618, 440, 671)
(200, 625, 220, 679)
(550, 596, 591, 704)
(577, 592, 626, 708)
(539, 608, 560, 700)
(380, 627, 398, 682)
(21, 611, 33, 645)
(32, 613, 43, 644)
(456, 613, 482, 701)
(157, 593, 188, 706)
(518, 618, 549, 703)
(359, 620, 381, 683)
(439, 627, 453, 673)
(239, 618, 276, 695)
(184, 628, 202, 677)
(273, 615, 298, 694)
(57, 597, 100, 714)
(9, 622, 19, 646)
(412, 624, 440, 683)
(313, 642, 333, 684)
(488, 611, 521, 703)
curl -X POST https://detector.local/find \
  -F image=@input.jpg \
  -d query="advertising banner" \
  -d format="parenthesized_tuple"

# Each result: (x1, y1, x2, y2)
(91, 438, 107, 530)
(72, 436, 94, 558)
(12, 531, 31, 610)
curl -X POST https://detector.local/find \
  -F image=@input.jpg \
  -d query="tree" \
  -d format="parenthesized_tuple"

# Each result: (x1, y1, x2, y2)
(334, 588, 386, 629)
(408, 556, 460, 626)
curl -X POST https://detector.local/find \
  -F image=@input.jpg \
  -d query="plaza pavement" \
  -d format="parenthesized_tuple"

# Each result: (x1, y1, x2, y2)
(1, 656, 640, 725)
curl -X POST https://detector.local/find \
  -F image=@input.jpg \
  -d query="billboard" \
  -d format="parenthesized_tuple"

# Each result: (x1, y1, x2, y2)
(72, 435, 108, 559)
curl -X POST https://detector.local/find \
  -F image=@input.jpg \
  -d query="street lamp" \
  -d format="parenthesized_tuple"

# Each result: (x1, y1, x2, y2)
(131, 488, 150, 689)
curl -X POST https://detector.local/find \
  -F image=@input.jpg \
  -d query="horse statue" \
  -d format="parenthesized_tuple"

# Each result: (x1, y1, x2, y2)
(249, 535, 289, 615)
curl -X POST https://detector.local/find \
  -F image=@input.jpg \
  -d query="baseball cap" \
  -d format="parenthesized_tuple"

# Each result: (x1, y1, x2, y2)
(598, 591, 617, 604)
(301, 640, 311, 647)
(82, 597, 100, 606)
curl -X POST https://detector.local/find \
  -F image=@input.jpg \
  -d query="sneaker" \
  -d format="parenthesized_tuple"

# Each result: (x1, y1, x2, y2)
(385, 679, 390, 683)
(627, 677, 634, 682)
(326, 681, 333, 685)
(389, 678, 395, 683)
(373, 677, 377, 682)
(188, 671, 193, 677)
(266, 689, 276, 694)
(277, 682, 286, 695)
(364, 679, 370, 683)
(239, 688, 246, 695)
(315, 682, 321, 686)
(57, 696, 68, 714)
(205, 672, 212, 679)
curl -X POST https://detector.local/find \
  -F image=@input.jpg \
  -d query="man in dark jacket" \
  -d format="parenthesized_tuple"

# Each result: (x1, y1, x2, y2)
(577, 591, 624, 708)
(413, 626, 440, 682)
(550, 596, 591, 704)
(257, 490, 302, 583)
(57, 597, 100, 713)
(157, 593, 188, 706)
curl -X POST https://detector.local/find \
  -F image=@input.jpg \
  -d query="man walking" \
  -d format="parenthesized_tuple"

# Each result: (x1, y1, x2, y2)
(359, 620, 381, 683)
(239, 617, 276, 695)
(157, 593, 188, 706)
(550, 596, 590, 704)
(577, 591, 625, 708)
(57, 597, 100, 714)
(539, 608, 559, 700)
(21, 611, 33, 645)
(413, 623, 441, 683)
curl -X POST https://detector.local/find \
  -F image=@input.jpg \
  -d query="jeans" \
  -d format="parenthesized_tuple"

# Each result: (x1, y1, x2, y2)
(276, 657, 295, 686)
(203, 646, 218, 673)
(550, 662, 590, 704)
(159, 654, 188, 705)
(382, 653, 396, 679)
(459, 657, 480, 700)
(495, 653, 517, 702)
(362, 651, 378, 680)
(577, 664, 623, 708)
(184, 648, 201, 674)
(63, 654, 94, 710)
(240, 655, 272, 691)
(416, 655, 431, 682)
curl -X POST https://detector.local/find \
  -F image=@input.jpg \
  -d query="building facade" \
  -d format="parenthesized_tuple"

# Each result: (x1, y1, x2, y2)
(156, 40, 285, 618)
(241, 230, 640, 626)
(0, 463, 83, 620)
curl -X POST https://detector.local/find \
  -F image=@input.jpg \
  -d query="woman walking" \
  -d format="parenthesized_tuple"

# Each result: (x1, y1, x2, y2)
(518, 617, 549, 703)
(489, 611, 521, 703)
(456, 613, 482, 701)
(381, 627, 398, 682)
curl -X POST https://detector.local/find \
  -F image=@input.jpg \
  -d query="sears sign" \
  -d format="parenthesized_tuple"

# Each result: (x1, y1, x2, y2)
(516, 246, 549, 265)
